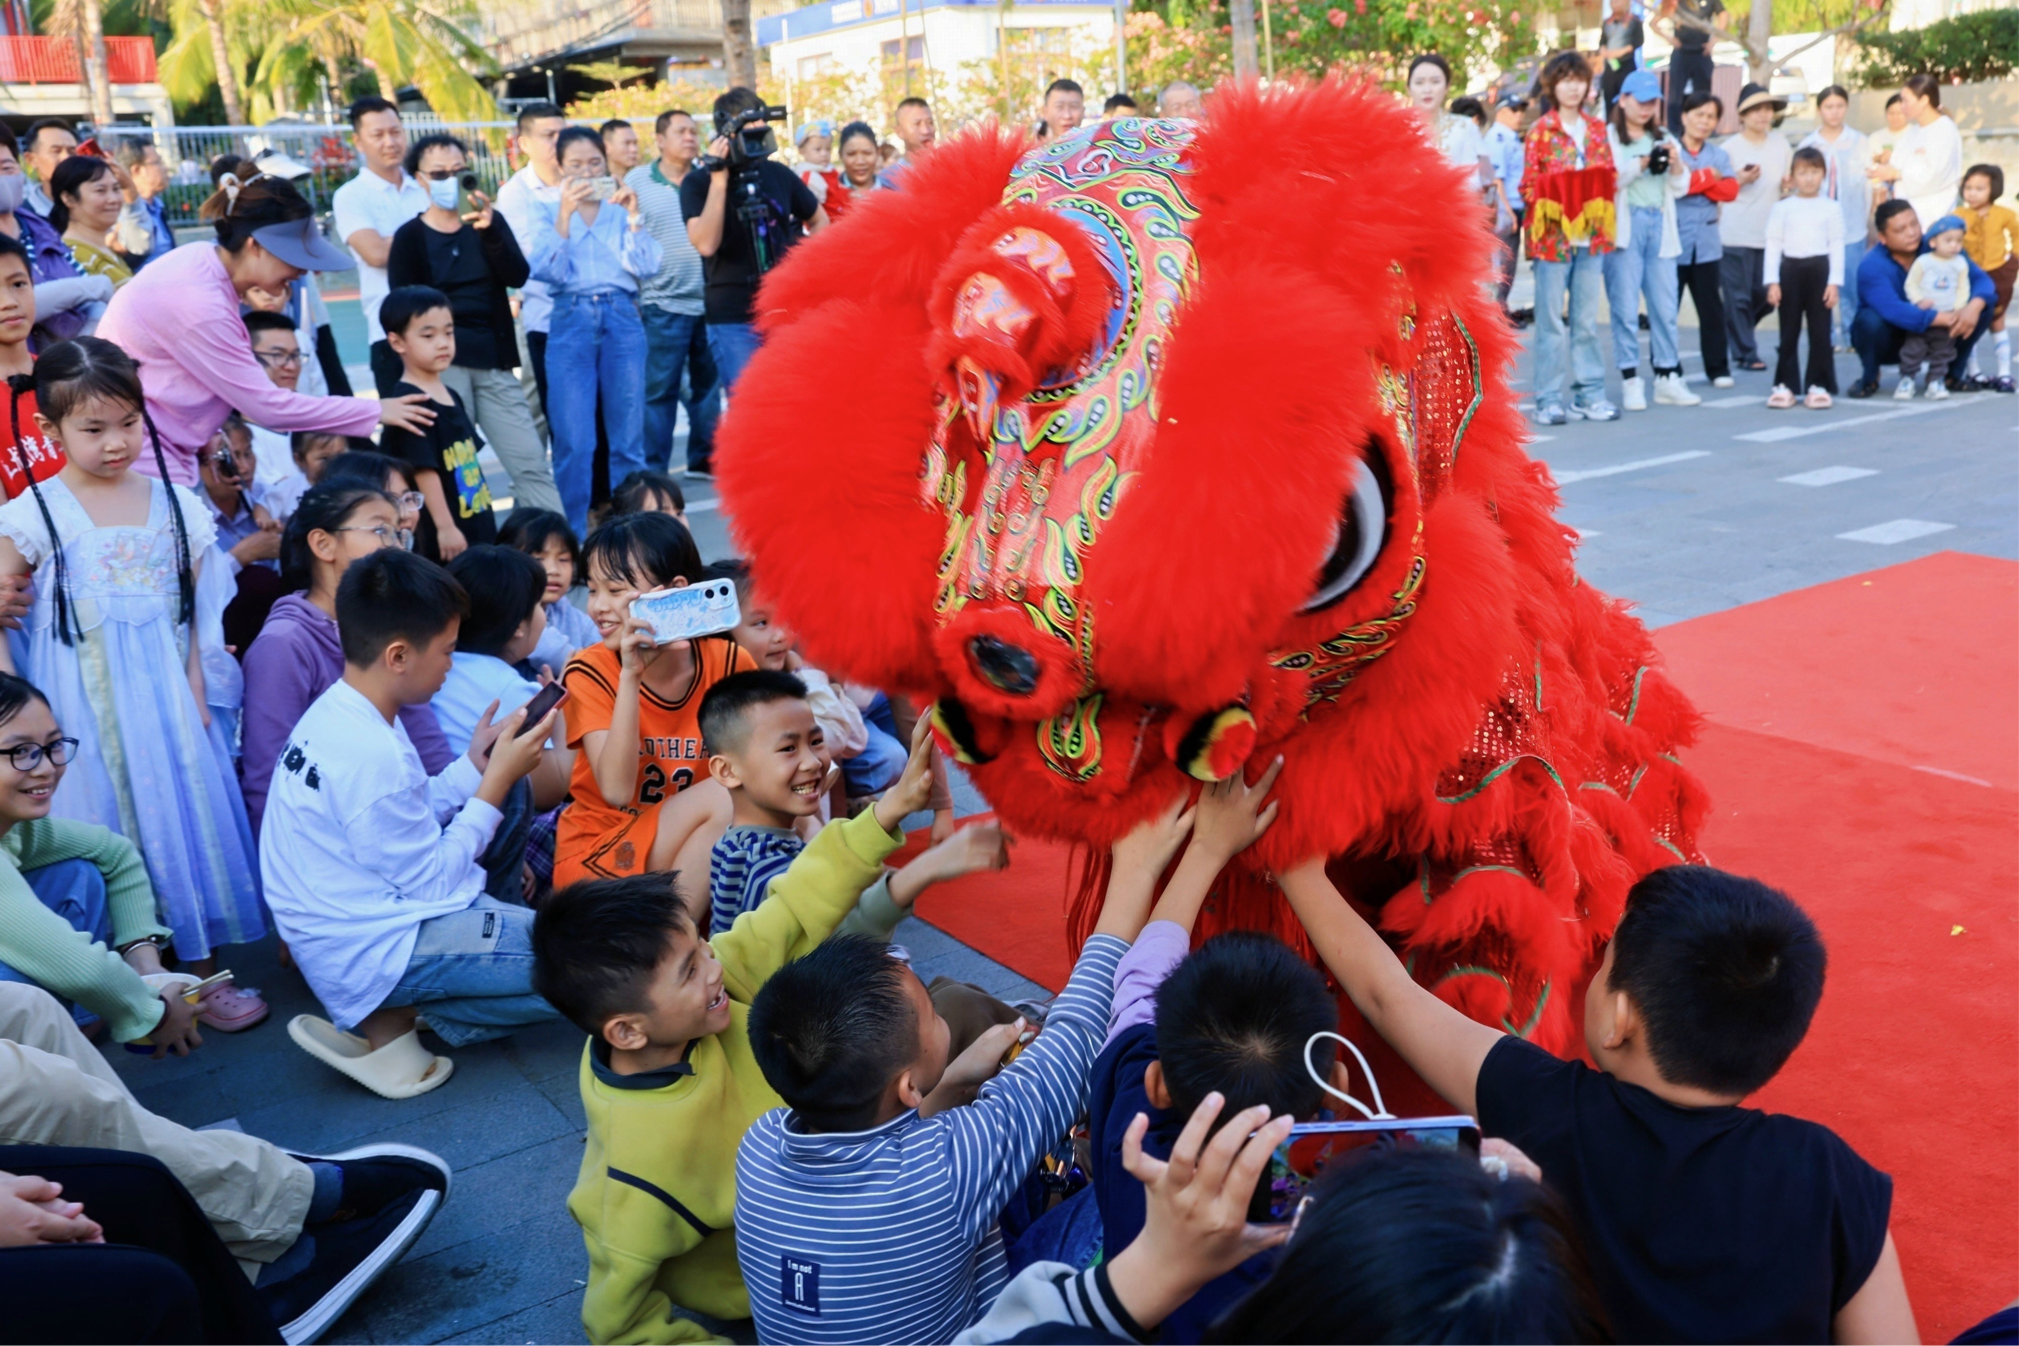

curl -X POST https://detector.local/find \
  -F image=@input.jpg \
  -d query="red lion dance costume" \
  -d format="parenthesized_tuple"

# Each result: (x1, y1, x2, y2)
(718, 81, 1708, 1070)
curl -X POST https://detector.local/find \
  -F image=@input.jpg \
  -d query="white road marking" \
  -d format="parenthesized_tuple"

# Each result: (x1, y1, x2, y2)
(1836, 519, 1955, 545)
(1701, 394, 1760, 408)
(1779, 466, 1879, 487)
(1734, 396, 1988, 443)
(1554, 450, 1713, 484)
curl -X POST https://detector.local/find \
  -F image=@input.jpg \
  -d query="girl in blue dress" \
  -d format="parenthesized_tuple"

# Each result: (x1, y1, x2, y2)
(0, 338, 265, 1015)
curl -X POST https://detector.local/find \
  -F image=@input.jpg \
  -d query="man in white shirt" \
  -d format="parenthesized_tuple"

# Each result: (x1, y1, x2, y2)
(261, 549, 559, 1096)
(331, 96, 429, 393)
(493, 101, 569, 425)
(1718, 83, 1793, 370)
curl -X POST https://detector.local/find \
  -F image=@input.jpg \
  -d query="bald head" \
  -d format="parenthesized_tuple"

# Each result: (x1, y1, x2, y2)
(1161, 81, 1203, 119)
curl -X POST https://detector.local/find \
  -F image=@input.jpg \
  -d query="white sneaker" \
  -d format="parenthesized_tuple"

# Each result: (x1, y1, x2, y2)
(1712, 375, 1735, 389)
(1927, 380, 1950, 400)
(1894, 377, 1916, 400)
(1620, 375, 1647, 411)
(1652, 373, 1701, 406)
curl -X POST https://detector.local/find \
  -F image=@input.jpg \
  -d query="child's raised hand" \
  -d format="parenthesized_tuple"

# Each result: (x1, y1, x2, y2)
(617, 617, 663, 674)
(872, 711, 939, 834)
(918, 1016, 1027, 1117)
(1111, 793, 1197, 880)
(919, 824, 1011, 883)
(1191, 755, 1283, 862)
(1107, 1094, 1295, 1326)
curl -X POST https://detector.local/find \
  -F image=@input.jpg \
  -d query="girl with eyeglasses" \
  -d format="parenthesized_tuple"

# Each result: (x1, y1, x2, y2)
(0, 337, 268, 1030)
(238, 481, 457, 838)
(0, 670, 208, 1055)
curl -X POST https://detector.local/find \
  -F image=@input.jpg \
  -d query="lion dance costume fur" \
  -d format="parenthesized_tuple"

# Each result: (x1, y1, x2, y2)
(718, 80, 1708, 1061)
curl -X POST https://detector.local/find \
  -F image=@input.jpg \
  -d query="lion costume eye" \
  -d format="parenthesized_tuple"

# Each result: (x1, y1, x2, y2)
(1300, 453, 1391, 614)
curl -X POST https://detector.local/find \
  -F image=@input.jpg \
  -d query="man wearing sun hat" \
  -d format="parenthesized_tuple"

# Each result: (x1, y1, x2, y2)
(1717, 82, 1793, 373)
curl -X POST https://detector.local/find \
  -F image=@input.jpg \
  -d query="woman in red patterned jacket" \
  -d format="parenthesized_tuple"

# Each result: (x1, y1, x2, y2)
(1524, 52, 1620, 425)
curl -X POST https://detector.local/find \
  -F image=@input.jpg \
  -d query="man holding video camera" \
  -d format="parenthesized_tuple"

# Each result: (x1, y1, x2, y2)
(682, 87, 827, 394)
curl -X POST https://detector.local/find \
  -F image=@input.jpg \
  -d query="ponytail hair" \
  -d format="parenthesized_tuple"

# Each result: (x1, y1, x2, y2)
(29, 337, 195, 639)
(280, 481, 395, 593)
(199, 172, 314, 254)
(8, 372, 73, 645)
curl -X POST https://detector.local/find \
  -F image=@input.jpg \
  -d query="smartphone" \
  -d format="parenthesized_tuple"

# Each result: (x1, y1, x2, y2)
(516, 681, 568, 735)
(629, 580, 740, 645)
(587, 174, 617, 201)
(1252, 1116, 1482, 1222)
(453, 171, 481, 218)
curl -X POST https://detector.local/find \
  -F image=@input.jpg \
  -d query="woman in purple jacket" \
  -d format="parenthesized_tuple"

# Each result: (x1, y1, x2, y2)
(238, 482, 452, 833)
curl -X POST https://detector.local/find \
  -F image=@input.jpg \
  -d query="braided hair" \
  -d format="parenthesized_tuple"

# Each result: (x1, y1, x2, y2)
(25, 338, 195, 645)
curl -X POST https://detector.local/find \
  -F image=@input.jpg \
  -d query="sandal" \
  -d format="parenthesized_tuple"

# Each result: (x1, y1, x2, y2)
(288, 1016, 455, 1100)
(1804, 387, 1833, 409)
(197, 979, 270, 1032)
(1766, 385, 1797, 409)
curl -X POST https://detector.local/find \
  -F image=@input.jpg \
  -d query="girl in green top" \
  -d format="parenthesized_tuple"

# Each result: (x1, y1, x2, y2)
(0, 671, 202, 1053)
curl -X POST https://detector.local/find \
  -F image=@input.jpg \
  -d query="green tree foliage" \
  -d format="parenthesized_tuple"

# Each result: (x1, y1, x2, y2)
(1849, 8, 2019, 86)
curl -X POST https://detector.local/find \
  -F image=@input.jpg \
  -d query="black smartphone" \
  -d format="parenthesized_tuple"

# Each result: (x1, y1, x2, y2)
(516, 682, 567, 734)
(1251, 1116, 1482, 1222)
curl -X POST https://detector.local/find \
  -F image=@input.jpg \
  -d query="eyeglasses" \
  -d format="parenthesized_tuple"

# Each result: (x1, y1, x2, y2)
(4, 736, 77, 771)
(253, 348, 304, 368)
(394, 491, 425, 514)
(420, 167, 470, 181)
(333, 524, 399, 545)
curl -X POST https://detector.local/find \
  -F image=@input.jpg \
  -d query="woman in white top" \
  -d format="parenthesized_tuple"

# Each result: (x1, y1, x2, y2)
(1797, 84, 1870, 348)
(1870, 74, 1961, 231)
(1409, 54, 1494, 204)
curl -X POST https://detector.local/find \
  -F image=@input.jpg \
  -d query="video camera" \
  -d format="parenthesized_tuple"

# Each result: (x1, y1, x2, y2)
(699, 104, 790, 172)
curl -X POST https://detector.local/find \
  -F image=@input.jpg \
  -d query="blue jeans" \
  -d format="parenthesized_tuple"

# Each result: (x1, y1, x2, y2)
(707, 321, 762, 396)
(0, 859, 112, 1026)
(842, 691, 907, 797)
(379, 897, 558, 1048)
(641, 307, 721, 473)
(1835, 237, 1867, 347)
(1604, 207, 1682, 374)
(547, 290, 649, 539)
(1531, 251, 1608, 409)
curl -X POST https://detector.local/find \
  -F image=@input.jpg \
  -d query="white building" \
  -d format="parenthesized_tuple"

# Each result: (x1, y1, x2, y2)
(758, 0, 1119, 114)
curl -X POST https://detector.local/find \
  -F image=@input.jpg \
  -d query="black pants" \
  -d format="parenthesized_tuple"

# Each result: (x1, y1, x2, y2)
(368, 337, 402, 397)
(1721, 244, 1772, 364)
(1775, 255, 1837, 394)
(1666, 47, 1715, 134)
(1677, 256, 1730, 379)
(1601, 64, 1628, 114)
(1851, 304, 1986, 387)
(0, 1147, 283, 1344)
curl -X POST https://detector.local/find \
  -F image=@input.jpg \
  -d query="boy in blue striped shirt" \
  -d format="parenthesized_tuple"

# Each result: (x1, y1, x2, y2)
(733, 808, 1196, 1345)
(701, 670, 1005, 938)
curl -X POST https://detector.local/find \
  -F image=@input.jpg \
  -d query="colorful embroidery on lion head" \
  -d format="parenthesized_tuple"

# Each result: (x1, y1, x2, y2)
(717, 79, 1708, 1055)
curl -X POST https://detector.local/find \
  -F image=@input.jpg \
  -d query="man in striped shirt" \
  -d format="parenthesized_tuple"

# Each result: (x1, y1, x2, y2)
(626, 110, 721, 477)
(734, 813, 1188, 1344)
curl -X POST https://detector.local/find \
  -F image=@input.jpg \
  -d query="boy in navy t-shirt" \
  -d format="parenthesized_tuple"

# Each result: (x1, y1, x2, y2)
(1279, 861, 1916, 1344)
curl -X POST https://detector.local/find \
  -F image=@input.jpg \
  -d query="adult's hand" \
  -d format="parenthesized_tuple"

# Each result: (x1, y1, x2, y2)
(556, 176, 594, 234)
(612, 181, 641, 221)
(379, 393, 437, 436)
(0, 573, 32, 630)
(149, 988, 204, 1059)
(231, 529, 282, 566)
(464, 189, 496, 231)
(0, 1173, 102, 1247)
(706, 136, 732, 172)
(1950, 298, 1985, 341)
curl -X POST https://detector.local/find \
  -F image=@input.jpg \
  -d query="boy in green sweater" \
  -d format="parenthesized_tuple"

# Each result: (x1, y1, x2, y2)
(532, 714, 943, 1344)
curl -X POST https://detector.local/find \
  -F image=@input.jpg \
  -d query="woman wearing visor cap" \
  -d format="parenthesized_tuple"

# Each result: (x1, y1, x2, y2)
(97, 172, 435, 487)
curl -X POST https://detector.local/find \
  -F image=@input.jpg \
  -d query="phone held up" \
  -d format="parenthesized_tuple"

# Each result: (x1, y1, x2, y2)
(586, 175, 618, 202)
(629, 580, 740, 646)
(1252, 1116, 1482, 1223)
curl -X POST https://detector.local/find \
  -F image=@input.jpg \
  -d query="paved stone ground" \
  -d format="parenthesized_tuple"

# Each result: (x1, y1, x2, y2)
(110, 318, 2013, 1345)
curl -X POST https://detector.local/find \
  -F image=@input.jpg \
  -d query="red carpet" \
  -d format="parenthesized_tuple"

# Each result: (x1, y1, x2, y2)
(914, 551, 2016, 1339)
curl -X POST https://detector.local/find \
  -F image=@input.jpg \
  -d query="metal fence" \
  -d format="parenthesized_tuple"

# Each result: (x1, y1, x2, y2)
(91, 119, 524, 229)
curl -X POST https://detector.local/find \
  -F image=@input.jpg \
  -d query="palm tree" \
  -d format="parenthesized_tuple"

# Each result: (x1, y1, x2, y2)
(253, 0, 500, 120)
(43, 0, 117, 124)
(723, 0, 755, 90)
(156, 0, 252, 123)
